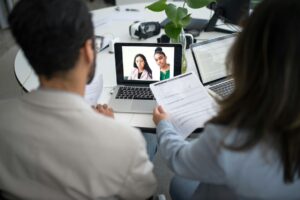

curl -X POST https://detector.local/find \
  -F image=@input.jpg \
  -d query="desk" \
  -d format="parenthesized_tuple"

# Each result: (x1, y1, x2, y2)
(14, 2, 232, 132)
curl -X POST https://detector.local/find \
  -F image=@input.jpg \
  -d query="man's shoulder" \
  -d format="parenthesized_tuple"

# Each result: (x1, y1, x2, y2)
(0, 98, 21, 114)
(84, 113, 143, 143)
(80, 115, 147, 163)
(0, 97, 19, 105)
(105, 119, 142, 141)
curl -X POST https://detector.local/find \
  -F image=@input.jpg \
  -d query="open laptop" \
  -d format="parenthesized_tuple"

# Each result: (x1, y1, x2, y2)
(109, 43, 182, 113)
(191, 34, 236, 99)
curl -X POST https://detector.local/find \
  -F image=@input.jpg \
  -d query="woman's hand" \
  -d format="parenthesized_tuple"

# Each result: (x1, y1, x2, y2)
(153, 105, 169, 125)
(93, 104, 114, 119)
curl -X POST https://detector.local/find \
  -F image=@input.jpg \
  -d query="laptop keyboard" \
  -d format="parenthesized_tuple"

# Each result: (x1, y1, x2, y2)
(209, 79, 234, 98)
(116, 86, 155, 100)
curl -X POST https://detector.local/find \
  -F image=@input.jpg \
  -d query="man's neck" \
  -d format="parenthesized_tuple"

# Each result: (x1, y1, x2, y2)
(39, 76, 85, 97)
(160, 64, 170, 72)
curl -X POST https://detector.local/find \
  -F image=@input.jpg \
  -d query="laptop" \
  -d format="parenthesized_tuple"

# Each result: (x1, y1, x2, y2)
(109, 43, 183, 113)
(191, 34, 236, 99)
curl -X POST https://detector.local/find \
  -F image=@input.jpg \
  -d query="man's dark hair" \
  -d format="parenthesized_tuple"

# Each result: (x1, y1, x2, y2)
(154, 47, 166, 57)
(9, 0, 94, 79)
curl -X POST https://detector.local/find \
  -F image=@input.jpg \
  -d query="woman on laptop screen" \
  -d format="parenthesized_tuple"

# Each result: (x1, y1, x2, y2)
(128, 54, 153, 80)
(152, 0, 300, 199)
(154, 47, 170, 80)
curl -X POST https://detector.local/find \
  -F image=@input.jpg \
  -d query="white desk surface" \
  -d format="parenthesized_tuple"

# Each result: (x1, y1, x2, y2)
(14, 2, 232, 132)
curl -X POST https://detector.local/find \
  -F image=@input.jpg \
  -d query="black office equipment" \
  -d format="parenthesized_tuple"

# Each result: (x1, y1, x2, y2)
(161, 0, 250, 34)
(129, 21, 161, 39)
(157, 34, 195, 49)
(205, 0, 250, 33)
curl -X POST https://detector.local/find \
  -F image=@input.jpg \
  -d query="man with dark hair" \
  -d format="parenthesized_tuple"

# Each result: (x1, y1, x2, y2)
(0, 0, 156, 199)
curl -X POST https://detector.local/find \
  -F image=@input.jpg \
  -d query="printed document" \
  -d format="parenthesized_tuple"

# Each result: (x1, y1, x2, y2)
(150, 72, 217, 138)
(84, 74, 103, 106)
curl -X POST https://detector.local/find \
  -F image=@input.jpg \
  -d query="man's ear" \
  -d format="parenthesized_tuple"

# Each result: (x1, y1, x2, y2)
(82, 39, 94, 65)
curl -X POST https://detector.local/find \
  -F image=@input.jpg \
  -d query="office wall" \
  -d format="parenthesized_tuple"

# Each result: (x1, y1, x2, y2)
(116, 0, 154, 6)
(0, 0, 15, 29)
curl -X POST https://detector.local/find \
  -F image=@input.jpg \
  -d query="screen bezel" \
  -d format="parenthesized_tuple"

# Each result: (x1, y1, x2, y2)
(114, 42, 182, 85)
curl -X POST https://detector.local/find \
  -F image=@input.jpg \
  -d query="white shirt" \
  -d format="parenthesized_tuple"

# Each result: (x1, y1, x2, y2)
(0, 89, 156, 200)
(128, 68, 152, 80)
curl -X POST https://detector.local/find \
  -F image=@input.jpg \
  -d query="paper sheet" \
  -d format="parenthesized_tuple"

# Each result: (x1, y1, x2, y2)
(92, 11, 145, 28)
(150, 72, 217, 138)
(84, 74, 103, 106)
(95, 35, 113, 52)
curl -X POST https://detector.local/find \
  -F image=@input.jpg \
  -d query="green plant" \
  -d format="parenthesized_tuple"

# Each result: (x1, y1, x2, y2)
(146, 0, 215, 40)
(250, 0, 262, 8)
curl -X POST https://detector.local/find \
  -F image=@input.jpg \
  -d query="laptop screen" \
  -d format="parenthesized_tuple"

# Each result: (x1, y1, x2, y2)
(114, 43, 183, 85)
(191, 34, 236, 84)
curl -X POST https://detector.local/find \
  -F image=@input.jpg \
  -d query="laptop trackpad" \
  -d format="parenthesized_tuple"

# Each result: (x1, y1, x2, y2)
(130, 100, 156, 114)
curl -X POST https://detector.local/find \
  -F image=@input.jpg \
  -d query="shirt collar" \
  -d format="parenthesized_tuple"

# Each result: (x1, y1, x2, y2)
(21, 88, 91, 111)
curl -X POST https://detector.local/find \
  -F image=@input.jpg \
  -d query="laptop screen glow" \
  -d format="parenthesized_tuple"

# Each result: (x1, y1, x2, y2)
(121, 46, 175, 81)
(192, 35, 236, 84)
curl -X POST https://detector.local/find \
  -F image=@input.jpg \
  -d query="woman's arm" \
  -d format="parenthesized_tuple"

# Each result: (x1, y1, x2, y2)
(153, 106, 226, 184)
(157, 120, 226, 184)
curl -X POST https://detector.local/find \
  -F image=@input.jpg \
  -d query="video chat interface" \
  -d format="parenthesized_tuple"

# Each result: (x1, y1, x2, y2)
(121, 46, 175, 81)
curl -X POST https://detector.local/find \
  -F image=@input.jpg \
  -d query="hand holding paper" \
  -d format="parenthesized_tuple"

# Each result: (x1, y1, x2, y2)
(153, 106, 169, 125)
(150, 72, 217, 138)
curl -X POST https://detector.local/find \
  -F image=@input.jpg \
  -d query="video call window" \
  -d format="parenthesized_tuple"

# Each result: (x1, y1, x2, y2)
(122, 46, 175, 81)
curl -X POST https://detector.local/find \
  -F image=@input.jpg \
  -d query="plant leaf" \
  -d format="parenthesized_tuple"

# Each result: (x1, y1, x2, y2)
(186, 0, 215, 9)
(146, 0, 167, 12)
(176, 7, 188, 21)
(165, 21, 182, 40)
(165, 4, 177, 24)
(179, 14, 191, 27)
